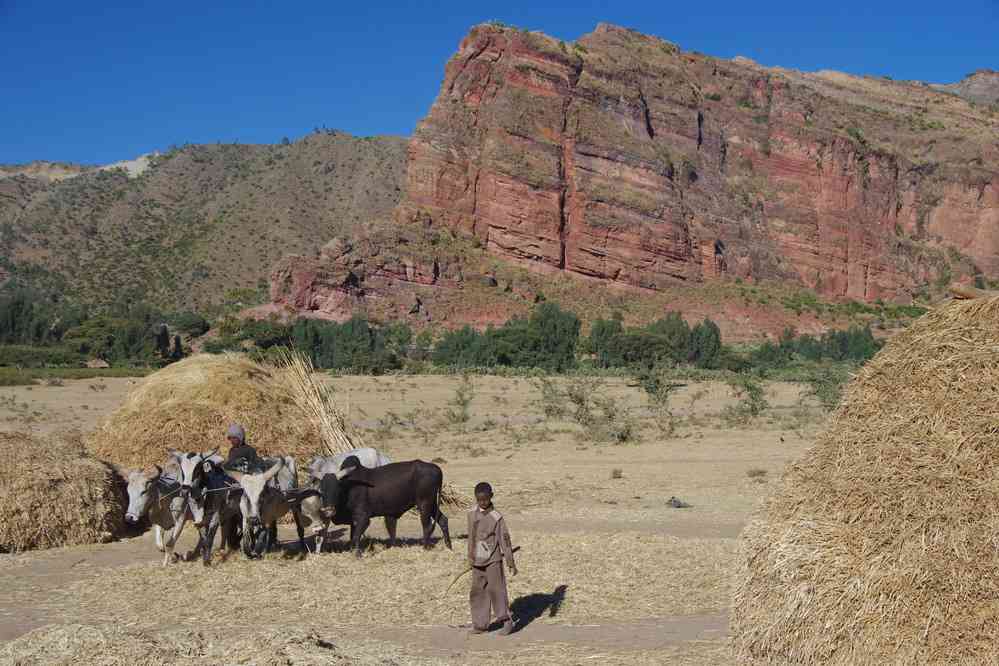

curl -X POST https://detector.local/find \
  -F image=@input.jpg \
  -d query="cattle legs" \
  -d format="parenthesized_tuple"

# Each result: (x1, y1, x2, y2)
(291, 508, 308, 554)
(224, 514, 241, 551)
(384, 516, 398, 547)
(162, 512, 188, 567)
(351, 514, 371, 558)
(437, 510, 452, 550)
(417, 500, 452, 551)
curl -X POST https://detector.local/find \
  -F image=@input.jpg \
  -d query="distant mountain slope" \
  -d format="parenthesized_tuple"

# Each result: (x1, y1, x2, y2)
(0, 131, 407, 309)
(932, 69, 999, 106)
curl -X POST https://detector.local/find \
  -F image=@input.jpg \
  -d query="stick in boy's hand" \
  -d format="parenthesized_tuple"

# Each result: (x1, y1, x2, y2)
(444, 545, 519, 597)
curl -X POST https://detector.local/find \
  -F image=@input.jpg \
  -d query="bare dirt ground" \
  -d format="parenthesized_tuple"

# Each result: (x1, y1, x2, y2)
(0, 374, 819, 664)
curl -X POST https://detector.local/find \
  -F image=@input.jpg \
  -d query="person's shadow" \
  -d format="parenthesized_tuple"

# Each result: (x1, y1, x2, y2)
(509, 584, 568, 632)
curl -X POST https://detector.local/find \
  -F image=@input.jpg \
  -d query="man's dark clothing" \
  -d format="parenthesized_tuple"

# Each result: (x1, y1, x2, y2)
(223, 444, 260, 473)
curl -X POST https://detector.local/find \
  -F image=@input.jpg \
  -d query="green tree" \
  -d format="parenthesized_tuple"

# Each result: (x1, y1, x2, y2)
(689, 318, 722, 369)
(646, 312, 691, 364)
(587, 314, 624, 367)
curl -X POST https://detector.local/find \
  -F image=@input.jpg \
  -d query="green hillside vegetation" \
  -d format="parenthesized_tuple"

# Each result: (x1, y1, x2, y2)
(0, 130, 407, 310)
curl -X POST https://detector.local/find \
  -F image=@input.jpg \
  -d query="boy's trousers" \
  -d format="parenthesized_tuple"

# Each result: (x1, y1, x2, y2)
(470, 561, 510, 629)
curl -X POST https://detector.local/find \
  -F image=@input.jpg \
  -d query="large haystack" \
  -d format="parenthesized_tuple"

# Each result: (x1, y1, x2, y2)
(0, 432, 123, 552)
(86, 353, 357, 469)
(732, 296, 999, 663)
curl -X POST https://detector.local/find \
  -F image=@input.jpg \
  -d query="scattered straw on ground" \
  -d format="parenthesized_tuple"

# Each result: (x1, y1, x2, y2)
(733, 296, 999, 664)
(0, 623, 437, 665)
(0, 622, 731, 665)
(0, 431, 123, 553)
(54, 531, 733, 630)
(85, 353, 361, 468)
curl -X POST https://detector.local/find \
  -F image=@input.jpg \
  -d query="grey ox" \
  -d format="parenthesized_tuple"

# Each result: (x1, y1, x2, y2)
(168, 449, 245, 566)
(123, 465, 195, 567)
(228, 456, 313, 558)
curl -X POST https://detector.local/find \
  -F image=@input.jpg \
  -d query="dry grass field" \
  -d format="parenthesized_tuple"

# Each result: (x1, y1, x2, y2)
(0, 373, 820, 664)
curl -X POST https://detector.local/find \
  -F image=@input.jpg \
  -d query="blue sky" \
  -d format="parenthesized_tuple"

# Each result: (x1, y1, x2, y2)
(1, 0, 995, 165)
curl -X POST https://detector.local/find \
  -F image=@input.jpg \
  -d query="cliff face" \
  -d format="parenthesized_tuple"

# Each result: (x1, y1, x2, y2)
(395, 23, 999, 303)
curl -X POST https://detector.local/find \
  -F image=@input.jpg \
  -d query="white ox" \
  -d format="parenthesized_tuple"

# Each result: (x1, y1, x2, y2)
(228, 456, 306, 558)
(123, 465, 195, 566)
(307, 447, 391, 481)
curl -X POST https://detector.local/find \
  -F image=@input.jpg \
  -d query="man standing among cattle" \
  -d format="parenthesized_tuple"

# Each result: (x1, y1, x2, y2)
(468, 481, 517, 635)
(222, 423, 259, 471)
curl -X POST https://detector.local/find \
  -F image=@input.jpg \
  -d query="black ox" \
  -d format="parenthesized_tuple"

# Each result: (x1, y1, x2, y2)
(319, 458, 452, 557)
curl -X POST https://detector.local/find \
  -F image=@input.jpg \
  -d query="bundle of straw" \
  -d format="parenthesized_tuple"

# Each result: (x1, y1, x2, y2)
(86, 353, 328, 467)
(0, 431, 123, 552)
(274, 348, 364, 457)
(277, 348, 468, 510)
(732, 295, 999, 663)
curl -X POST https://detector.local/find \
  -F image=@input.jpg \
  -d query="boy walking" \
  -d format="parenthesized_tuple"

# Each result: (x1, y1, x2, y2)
(468, 481, 518, 635)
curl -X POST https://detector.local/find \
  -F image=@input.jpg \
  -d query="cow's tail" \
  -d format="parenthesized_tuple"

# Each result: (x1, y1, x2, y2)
(432, 484, 442, 529)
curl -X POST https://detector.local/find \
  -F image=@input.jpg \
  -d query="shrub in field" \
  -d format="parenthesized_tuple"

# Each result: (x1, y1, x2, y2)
(564, 377, 637, 443)
(723, 375, 769, 424)
(591, 395, 638, 444)
(534, 376, 566, 418)
(801, 364, 852, 410)
(445, 374, 475, 426)
(565, 376, 600, 426)
(637, 368, 682, 435)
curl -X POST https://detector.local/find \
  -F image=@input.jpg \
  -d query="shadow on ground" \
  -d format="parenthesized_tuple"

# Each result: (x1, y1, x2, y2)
(511, 584, 569, 632)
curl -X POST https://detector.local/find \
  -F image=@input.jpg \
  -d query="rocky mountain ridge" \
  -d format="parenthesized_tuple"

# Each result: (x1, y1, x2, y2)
(389, 23, 997, 306)
(3, 23, 996, 339)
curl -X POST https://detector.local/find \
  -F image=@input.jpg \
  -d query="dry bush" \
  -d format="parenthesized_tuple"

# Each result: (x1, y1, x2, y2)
(533, 376, 566, 418)
(85, 353, 361, 468)
(733, 296, 999, 663)
(0, 431, 123, 553)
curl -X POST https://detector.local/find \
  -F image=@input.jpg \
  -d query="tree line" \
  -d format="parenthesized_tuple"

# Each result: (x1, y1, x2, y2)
(0, 289, 208, 367)
(1, 287, 882, 373)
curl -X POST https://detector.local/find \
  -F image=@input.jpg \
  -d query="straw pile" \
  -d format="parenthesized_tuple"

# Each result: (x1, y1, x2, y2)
(732, 296, 999, 663)
(85, 351, 467, 509)
(86, 353, 363, 468)
(0, 431, 123, 552)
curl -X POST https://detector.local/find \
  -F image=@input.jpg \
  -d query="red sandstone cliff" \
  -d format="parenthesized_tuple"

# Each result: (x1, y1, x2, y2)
(394, 23, 998, 304)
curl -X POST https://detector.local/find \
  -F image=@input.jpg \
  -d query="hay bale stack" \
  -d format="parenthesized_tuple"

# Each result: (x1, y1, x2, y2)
(86, 353, 355, 468)
(732, 296, 999, 663)
(0, 432, 123, 552)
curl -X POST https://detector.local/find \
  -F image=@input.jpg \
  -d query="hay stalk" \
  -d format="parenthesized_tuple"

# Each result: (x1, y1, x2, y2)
(274, 348, 364, 457)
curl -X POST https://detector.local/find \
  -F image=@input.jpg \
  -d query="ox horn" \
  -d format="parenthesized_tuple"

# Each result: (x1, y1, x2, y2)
(263, 458, 283, 481)
(335, 466, 356, 480)
(144, 464, 162, 481)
